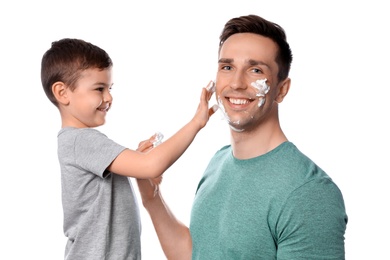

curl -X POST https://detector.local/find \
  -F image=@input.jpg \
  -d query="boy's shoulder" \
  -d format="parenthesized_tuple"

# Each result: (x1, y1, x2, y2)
(58, 127, 108, 145)
(58, 127, 102, 136)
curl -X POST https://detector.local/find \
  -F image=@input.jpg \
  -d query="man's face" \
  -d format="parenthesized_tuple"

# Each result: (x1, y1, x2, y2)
(215, 33, 281, 132)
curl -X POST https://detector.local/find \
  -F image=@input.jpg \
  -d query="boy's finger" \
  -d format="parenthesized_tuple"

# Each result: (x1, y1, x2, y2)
(208, 104, 219, 117)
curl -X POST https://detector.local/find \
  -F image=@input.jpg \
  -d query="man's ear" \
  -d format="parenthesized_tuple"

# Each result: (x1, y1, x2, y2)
(52, 82, 70, 105)
(275, 78, 291, 103)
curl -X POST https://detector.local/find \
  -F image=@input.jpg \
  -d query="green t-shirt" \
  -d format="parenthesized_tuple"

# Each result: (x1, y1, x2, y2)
(190, 142, 347, 260)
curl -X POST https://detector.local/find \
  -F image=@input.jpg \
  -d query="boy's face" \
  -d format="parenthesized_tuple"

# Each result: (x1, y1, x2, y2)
(62, 68, 113, 128)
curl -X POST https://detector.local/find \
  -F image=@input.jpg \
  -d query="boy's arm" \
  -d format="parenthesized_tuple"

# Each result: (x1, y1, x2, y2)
(137, 178, 192, 260)
(107, 82, 217, 179)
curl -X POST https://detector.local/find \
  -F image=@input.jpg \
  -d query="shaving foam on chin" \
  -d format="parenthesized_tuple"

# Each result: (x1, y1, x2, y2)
(216, 96, 244, 132)
(152, 132, 164, 147)
(251, 78, 270, 107)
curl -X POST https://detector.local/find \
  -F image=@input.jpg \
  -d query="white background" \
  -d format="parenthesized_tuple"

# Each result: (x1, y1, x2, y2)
(1, 1, 389, 259)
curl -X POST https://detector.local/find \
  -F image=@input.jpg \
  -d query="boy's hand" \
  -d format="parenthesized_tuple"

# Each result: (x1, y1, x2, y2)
(193, 80, 218, 129)
(136, 133, 163, 153)
(136, 134, 164, 202)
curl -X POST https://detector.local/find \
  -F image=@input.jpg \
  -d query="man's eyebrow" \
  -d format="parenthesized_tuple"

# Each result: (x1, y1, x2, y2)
(218, 58, 233, 63)
(248, 59, 269, 68)
(218, 58, 270, 69)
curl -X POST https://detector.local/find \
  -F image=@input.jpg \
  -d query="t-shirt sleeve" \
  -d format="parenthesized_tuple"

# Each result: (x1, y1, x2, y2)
(276, 177, 348, 259)
(73, 129, 126, 178)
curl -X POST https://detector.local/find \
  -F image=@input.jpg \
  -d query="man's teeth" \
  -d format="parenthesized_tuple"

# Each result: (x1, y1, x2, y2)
(229, 98, 250, 105)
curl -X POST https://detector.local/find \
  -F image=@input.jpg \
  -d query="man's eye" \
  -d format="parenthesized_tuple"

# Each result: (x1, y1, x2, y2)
(252, 68, 262, 73)
(222, 65, 232, 70)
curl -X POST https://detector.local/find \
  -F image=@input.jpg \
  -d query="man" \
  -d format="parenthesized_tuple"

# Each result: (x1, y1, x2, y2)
(137, 14, 348, 259)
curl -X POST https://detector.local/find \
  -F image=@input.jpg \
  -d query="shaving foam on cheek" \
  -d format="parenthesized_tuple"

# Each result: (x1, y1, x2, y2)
(250, 78, 270, 107)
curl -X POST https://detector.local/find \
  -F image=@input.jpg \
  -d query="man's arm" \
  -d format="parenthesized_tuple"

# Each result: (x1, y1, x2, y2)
(135, 137, 192, 260)
(137, 178, 192, 260)
(277, 178, 347, 259)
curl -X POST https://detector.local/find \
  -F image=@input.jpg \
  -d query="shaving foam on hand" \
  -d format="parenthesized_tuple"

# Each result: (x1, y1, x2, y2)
(152, 132, 164, 147)
(206, 80, 216, 93)
(211, 104, 219, 112)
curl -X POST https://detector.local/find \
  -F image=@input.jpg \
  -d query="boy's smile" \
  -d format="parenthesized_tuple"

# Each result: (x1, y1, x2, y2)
(61, 68, 113, 128)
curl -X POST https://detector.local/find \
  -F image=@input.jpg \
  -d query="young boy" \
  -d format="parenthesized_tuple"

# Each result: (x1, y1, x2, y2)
(40, 38, 216, 259)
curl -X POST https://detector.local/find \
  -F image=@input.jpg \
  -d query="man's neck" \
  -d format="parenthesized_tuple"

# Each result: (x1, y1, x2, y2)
(230, 121, 287, 160)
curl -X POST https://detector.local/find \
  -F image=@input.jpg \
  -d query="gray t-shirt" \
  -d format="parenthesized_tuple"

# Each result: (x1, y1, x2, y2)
(58, 127, 141, 260)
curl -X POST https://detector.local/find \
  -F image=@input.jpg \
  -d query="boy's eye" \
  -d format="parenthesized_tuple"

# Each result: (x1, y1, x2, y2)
(96, 87, 104, 92)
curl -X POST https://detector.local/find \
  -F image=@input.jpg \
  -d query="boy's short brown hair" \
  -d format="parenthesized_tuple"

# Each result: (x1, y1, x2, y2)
(41, 38, 113, 107)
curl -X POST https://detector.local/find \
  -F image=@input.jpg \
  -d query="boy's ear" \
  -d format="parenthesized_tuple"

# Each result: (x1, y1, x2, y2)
(275, 78, 291, 103)
(52, 82, 70, 105)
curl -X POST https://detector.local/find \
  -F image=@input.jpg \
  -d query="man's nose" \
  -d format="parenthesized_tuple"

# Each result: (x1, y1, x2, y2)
(229, 71, 247, 90)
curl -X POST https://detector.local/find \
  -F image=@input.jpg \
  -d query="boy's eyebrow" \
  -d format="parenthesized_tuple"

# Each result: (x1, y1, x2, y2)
(93, 82, 112, 87)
